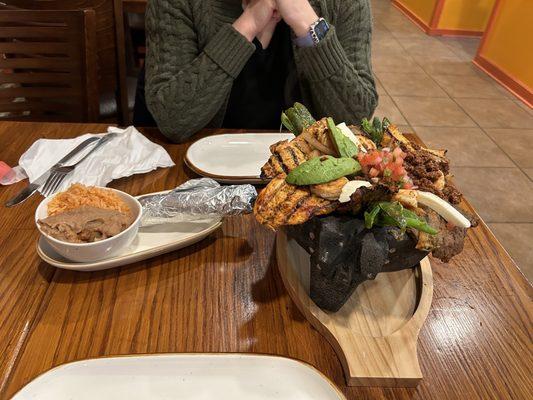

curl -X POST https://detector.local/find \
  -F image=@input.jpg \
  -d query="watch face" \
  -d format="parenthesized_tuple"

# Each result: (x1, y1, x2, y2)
(314, 20, 329, 40)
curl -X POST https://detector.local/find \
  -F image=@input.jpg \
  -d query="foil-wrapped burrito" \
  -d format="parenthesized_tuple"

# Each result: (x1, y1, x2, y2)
(139, 178, 257, 226)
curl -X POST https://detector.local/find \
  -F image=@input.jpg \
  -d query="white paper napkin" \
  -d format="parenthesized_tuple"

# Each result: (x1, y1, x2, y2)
(9, 126, 174, 195)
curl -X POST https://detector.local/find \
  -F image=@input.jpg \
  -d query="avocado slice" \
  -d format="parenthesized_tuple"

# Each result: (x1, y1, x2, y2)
(327, 117, 359, 158)
(286, 156, 361, 186)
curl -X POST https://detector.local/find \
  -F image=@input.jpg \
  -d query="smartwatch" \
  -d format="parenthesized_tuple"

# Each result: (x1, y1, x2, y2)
(294, 18, 330, 48)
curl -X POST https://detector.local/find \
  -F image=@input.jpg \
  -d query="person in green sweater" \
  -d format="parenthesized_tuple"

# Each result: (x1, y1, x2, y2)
(144, 0, 377, 143)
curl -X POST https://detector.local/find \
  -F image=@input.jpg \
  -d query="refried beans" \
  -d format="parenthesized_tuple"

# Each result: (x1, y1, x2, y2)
(38, 206, 134, 243)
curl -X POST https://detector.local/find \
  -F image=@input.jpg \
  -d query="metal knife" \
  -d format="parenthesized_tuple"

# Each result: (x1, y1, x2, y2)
(5, 136, 101, 207)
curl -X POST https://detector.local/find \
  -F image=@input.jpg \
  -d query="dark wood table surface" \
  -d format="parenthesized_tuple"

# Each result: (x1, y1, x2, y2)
(0, 121, 531, 400)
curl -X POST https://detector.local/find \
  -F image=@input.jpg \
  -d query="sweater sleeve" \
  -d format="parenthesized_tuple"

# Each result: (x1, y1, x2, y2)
(145, 0, 255, 142)
(295, 0, 378, 124)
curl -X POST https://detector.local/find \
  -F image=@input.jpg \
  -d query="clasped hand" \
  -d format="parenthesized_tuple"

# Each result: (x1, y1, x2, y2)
(233, 0, 319, 47)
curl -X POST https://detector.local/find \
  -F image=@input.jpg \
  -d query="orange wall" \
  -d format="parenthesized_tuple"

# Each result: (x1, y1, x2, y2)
(395, 0, 439, 25)
(438, 0, 496, 31)
(479, 0, 533, 91)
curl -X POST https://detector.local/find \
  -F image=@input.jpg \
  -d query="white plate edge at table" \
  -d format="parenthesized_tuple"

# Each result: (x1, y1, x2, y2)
(185, 132, 294, 183)
(36, 190, 222, 271)
(11, 353, 346, 400)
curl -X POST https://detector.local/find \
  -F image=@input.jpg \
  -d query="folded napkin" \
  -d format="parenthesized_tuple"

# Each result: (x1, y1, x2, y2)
(6, 126, 174, 195)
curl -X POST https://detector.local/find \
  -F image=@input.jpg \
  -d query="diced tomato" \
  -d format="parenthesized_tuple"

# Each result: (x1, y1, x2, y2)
(402, 180, 414, 189)
(392, 147, 403, 159)
(360, 146, 413, 191)
(369, 167, 380, 178)
(359, 151, 382, 167)
(383, 161, 394, 170)
(391, 171, 403, 181)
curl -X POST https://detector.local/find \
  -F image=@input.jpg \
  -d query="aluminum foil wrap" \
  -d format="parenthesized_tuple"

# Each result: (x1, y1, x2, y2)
(139, 178, 257, 226)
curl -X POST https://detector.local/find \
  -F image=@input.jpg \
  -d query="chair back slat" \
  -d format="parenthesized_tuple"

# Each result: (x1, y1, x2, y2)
(0, 73, 77, 84)
(0, 26, 70, 38)
(5, 0, 129, 123)
(0, 57, 73, 70)
(0, 42, 71, 54)
(0, 100, 79, 112)
(0, 9, 98, 122)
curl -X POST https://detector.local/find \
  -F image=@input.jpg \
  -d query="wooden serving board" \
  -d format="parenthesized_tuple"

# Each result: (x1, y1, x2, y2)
(276, 230, 433, 388)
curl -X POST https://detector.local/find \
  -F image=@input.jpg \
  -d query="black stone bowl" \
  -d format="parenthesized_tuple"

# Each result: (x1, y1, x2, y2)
(285, 215, 428, 312)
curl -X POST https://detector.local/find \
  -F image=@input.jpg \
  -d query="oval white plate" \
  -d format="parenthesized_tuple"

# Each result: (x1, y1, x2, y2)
(185, 133, 294, 184)
(37, 218, 222, 271)
(12, 354, 346, 400)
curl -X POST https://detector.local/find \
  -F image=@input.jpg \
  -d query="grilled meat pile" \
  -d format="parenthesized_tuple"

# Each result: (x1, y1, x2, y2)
(402, 144, 462, 204)
(385, 125, 462, 204)
(254, 108, 475, 263)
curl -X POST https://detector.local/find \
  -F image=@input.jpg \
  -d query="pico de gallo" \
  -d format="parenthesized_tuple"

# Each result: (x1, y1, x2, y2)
(358, 146, 414, 190)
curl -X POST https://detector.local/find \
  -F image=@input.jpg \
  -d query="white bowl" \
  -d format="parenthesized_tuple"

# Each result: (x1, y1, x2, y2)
(35, 187, 142, 263)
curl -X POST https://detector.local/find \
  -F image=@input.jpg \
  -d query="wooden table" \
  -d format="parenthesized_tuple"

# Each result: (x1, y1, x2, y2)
(0, 121, 531, 399)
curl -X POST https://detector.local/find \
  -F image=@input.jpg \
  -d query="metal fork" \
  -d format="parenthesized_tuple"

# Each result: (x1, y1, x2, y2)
(41, 132, 117, 197)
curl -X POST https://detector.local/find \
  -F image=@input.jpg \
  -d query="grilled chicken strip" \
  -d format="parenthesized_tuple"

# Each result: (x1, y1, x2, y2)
(260, 139, 310, 178)
(254, 175, 338, 230)
(261, 119, 334, 179)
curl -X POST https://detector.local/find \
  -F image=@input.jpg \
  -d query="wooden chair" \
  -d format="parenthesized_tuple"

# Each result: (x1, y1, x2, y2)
(5, 0, 130, 124)
(0, 9, 98, 122)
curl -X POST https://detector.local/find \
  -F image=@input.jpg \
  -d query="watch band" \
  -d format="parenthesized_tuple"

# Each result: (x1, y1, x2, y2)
(294, 18, 330, 48)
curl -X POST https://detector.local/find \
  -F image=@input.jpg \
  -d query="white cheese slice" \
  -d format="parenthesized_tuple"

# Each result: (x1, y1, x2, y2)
(336, 122, 367, 153)
(339, 180, 372, 203)
(416, 191, 471, 228)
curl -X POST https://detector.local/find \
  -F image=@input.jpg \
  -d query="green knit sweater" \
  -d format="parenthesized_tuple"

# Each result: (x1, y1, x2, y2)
(146, 0, 377, 142)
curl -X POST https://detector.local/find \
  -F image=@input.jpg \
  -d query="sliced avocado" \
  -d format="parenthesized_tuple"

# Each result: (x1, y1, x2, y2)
(286, 156, 361, 186)
(326, 117, 359, 158)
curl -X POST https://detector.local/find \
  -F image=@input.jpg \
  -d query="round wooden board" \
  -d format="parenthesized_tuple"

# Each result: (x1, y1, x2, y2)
(276, 230, 433, 388)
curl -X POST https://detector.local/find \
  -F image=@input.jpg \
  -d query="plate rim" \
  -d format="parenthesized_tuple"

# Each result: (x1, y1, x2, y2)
(12, 352, 347, 400)
(185, 132, 294, 181)
(36, 219, 222, 270)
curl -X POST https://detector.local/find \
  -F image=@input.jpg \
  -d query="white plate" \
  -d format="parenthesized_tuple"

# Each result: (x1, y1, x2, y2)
(37, 218, 222, 271)
(11, 354, 346, 400)
(185, 133, 294, 184)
